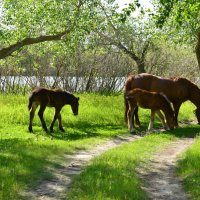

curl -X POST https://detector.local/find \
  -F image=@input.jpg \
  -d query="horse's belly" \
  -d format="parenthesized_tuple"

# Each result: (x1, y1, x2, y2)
(137, 102, 150, 109)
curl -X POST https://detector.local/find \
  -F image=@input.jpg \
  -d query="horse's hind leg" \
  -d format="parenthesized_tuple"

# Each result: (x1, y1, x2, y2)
(156, 110, 167, 129)
(127, 105, 135, 134)
(38, 104, 48, 132)
(29, 102, 38, 132)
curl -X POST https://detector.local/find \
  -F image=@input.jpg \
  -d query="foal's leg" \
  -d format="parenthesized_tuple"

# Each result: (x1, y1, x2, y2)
(127, 105, 135, 134)
(156, 110, 167, 129)
(128, 110, 134, 133)
(50, 108, 61, 132)
(28, 102, 38, 132)
(57, 113, 65, 132)
(38, 104, 48, 132)
(134, 106, 141, 127)
(148, 110, 156, 131)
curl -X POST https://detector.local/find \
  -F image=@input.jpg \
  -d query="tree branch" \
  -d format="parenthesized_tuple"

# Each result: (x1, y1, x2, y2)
(98, 32, 140, 62)
(0, 31, 69, 59)
(0, 0, 85, 60)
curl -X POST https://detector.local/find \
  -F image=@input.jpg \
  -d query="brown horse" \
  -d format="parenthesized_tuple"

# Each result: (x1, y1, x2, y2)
(124, 73, 200, 127)
(126, 88, 175, 133)
(28, 87, 79, 133)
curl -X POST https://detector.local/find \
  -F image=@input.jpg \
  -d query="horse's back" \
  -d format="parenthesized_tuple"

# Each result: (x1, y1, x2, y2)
(30, 87, 72, 107)
(30, 87, 54, 106)
(125, 73, 171, 90)
(125, 73, 189, 100)
(127, 88, 167, 109)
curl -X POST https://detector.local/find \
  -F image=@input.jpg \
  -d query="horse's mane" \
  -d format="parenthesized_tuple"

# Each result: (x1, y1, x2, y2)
(171, 77, 199, 90)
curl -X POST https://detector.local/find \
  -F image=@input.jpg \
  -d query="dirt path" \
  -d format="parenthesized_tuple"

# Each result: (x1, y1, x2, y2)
(22, 134, 141, 200)
(22, 135, 195, 200)
(138, 138, 194, 200)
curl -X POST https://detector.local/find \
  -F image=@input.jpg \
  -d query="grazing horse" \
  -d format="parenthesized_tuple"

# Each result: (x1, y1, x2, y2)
(124, 73, 200, 127)
(28, 87, 79, 133)
(126, 88, 175, 133)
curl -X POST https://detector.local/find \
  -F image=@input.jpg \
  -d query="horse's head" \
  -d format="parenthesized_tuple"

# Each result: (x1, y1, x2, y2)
(166, 112, 175, 130)
(71, 97, 80, 116)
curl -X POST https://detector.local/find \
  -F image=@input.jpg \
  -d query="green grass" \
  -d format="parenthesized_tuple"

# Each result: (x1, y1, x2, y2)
(0, 94, 199, 200)
(0, 93, 128, 200)
(66, 101, 200, 200)
(177, 136, 200, 200)
(66, 123, 200, 200)
(67, 133, 176, 200)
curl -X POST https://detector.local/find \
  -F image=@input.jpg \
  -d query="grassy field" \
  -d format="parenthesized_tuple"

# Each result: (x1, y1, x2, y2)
(0, 93, 200, 200)
(177, 137, 200, 199)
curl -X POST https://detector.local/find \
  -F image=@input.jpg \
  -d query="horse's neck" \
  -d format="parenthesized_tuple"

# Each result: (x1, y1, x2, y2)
(65, 94, 74, 105)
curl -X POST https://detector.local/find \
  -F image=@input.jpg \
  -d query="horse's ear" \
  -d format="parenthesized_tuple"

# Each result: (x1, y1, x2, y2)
(77, 97, 80, 101)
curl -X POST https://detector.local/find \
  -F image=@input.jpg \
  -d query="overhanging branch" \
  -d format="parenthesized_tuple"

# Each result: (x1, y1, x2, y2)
(0, 30, 69, 59)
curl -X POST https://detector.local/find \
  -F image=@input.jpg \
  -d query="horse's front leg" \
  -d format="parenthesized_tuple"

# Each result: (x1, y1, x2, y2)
(58, 113, 65, 132)
(173, 102, 181, 127)
(38, 105, 48, 132)
(50, 108, 61, 132)
(148, 110, 156, 131)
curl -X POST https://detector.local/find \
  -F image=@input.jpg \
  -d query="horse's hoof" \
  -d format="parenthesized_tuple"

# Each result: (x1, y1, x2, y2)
(59, 127, 65, 132)
(50, 129, 54, 133)
(28, 127, 33, 133)
(130, 131, 135, 135)
(43, 128, 50, 134)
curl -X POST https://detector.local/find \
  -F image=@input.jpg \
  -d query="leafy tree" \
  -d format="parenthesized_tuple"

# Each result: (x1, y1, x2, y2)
(0, 0, 96, 59)
(154, 0, 200, 68)
(90, 1, 157, 73)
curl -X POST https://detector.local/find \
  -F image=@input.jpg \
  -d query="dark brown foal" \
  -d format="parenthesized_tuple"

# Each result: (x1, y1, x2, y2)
(28, 87, 79, 133)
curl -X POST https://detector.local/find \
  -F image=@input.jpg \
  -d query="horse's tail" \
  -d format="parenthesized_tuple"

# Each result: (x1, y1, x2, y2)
(124, 75, 134, 123)
(124, 93, 129, 123)
(28, 93, 34, 111)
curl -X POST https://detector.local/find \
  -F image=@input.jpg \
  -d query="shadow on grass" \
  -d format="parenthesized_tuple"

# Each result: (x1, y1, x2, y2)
(130, 120, 200, 138)
(31, 120, 127, 141)
(31, 119, 200, 141)
(0, 138, 63, 200)
(170, 124, 200, 138)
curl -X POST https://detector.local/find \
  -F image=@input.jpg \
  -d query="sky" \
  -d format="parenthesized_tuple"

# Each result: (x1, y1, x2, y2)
(116, 0, 153, 10)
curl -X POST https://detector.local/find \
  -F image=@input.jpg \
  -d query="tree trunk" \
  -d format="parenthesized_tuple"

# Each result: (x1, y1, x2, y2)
(195, 32, 200, 70)
(85, 68, 95, 92)
(136, 60, 146, 74)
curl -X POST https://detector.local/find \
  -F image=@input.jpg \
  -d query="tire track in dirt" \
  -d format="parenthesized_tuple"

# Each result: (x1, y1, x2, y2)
(138, 138, 194, 200)
(21, 135, 141, 200)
